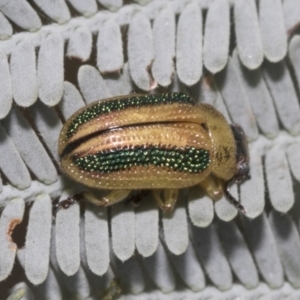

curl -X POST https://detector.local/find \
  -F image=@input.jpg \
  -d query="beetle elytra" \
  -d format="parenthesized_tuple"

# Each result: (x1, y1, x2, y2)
(57, 93, 250, 214)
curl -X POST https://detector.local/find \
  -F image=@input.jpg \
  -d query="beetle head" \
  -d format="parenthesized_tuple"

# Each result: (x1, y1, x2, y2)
(231, 124, 250, 184)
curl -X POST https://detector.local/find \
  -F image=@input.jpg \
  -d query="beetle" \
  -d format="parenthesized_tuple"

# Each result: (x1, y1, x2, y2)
(56, 93, 250, 214)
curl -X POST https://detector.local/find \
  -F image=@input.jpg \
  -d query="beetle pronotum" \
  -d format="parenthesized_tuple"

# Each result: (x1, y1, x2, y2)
(56, 93, 250, 214)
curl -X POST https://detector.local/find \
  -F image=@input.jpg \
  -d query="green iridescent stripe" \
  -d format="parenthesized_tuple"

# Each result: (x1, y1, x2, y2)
(73, 146, 210, 174)
(67, 93, 195, 139)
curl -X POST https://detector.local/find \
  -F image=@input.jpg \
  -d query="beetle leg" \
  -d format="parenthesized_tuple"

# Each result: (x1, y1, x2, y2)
(52, 194, 83, 215)
(83, 190, 132, 207)
(199, 175, 224, 200)
(152, 189, 179, 211)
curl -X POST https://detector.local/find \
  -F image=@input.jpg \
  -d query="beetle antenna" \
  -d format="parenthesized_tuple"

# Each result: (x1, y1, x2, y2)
(224, 180, 246, 215)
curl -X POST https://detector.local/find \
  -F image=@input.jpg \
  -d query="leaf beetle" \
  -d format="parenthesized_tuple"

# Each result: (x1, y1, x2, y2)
(55, 93, 250, 214)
